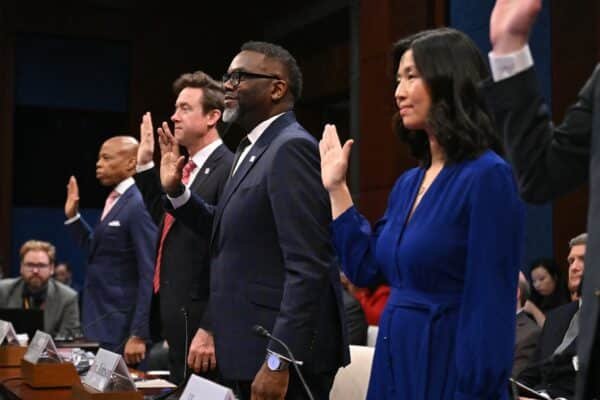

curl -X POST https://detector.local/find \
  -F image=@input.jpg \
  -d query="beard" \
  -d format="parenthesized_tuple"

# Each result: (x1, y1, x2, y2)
(222, 106, 240, 123)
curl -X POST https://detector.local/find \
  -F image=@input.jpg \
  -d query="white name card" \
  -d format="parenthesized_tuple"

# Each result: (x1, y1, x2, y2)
(84, 348, 136, 392)
(0, 320, 18, 345)
(180, 374, 235, 400)
(23, 330, 59, 363)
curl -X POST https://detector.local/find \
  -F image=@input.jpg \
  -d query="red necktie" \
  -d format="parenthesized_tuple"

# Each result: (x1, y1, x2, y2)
(153, 159, 197, 293)
(101, 190, 120, 221)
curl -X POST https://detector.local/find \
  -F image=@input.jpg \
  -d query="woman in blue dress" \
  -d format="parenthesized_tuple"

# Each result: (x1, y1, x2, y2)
(319, 28, 525, 399)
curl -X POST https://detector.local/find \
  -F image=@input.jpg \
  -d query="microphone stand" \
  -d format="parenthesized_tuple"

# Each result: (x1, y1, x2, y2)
(253, 325, 314, 400)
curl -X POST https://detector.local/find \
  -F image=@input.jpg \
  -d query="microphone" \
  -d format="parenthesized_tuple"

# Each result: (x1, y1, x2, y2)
(150, 307, 190, 400)
(252, 325, 314, 400)
(182, 307, 190, 381)
(64, 307, 132, 341)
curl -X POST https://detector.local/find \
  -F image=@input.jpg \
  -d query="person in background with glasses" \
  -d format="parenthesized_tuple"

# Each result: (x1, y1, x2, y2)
(0, 240, 80, 337)
(159, 41, 349, 400)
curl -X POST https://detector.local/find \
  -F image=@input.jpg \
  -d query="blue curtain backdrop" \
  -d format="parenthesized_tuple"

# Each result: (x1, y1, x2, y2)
(10, 35, 130, 287)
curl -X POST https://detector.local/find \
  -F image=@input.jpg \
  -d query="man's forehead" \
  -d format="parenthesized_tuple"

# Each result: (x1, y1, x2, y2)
(23, 250, 49, 262)
(177, 87, 203, 104)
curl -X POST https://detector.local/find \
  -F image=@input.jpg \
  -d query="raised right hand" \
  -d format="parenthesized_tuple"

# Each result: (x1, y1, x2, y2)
(137, 111, 155, 165)
(319, 124, 354, 192)
(157, 122, 186, 195)
(65, 176, 80, 218)
(490, 0, 542, 54)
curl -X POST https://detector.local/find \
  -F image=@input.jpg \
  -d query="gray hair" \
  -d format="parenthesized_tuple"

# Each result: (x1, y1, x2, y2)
(569, 233, 588, 248)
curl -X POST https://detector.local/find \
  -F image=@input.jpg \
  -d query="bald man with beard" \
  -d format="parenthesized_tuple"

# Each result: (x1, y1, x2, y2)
(64, 136, 157, 365)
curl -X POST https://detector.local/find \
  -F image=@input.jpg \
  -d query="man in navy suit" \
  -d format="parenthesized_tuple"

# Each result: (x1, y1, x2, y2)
(64, 136, 156, 365)
(159, 42, 349, 399)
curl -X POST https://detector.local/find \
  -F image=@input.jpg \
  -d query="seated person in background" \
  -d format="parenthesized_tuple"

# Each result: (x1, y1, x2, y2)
(340, 272, 389, 326)
(514, 271, 541, 378)
(0, 240, 80, 337)
(53, 261, 82, 293)
(526, 258, 570, 327)
(517, 272, 585, 399)
(566, 233, 586, 302)
(340, 272, 368, 345)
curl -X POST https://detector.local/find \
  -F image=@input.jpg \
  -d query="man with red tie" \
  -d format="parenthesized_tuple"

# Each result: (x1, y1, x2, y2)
(134, 71, 233, 384)
(64, 136, 156, 365)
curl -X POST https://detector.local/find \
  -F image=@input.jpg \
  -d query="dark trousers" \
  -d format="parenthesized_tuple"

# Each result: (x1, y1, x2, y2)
(232, 368, 337, 400)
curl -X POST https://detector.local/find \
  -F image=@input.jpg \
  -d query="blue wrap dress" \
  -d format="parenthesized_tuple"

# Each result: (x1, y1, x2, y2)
(331, 150, 525, 399)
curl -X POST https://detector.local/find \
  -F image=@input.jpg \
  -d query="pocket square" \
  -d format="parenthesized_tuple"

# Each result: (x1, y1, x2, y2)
(108, 220, 121, 227)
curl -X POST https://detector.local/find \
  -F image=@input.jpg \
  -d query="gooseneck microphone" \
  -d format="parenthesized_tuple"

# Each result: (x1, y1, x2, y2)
(151, 307, 190, 400)
(252, 325, 315, 400)
(182, 307, 190, 381)
(67, 307, 132, 340)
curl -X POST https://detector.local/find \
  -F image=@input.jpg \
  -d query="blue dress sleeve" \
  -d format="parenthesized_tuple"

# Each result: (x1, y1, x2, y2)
(330, 176, 407, 287)
(454, 163, 525, 400)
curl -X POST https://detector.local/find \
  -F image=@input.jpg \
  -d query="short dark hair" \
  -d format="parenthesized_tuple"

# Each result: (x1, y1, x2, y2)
(241, 41, 303, 102)
(55, 262, 72, 272)
(392, 28, 503, 166)
(173, 70, 225, 112)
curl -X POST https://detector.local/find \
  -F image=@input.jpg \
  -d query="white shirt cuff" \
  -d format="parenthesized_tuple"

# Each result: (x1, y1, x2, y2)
(488, 44, 534, 82)
(64, 213, 81, 225)
(167, 187, 191, 209)
(136, 161, 154, 173)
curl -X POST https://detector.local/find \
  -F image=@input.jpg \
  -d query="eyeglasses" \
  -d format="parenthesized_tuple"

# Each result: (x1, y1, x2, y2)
(22, 263, 51, 270)
(222, 70, 280, 87)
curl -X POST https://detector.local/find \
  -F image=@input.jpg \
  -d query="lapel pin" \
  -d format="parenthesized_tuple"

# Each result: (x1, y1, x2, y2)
(249, 155, 256, 163)
(205, 167, 210, 174)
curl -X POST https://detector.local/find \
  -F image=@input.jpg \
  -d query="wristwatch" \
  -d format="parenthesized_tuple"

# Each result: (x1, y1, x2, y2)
(265, 353, 289, 371)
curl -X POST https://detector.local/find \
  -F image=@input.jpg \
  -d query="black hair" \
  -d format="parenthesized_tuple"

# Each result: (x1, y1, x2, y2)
(392, 28, 503, 166)
(241, 41, 303, 102)
(528, 257, 570, 311)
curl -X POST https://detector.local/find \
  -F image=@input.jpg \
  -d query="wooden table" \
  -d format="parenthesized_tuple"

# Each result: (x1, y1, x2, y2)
(0, 366, 70, 400)
(0, 366, 171, 400)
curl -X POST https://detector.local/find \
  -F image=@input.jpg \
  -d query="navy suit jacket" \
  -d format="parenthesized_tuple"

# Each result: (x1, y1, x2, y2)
(518, 301, 579, 399)
(67, 183, 157, 349)
(168, 112, 350, 380)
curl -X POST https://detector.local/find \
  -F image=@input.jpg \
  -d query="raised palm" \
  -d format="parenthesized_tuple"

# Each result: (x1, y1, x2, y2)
(490, 0, 542, 53)
(138, 111, 155, 165)
(157, 122, 185, 194)
(319, 124, 353, 192)
(65, 175, 80, 218)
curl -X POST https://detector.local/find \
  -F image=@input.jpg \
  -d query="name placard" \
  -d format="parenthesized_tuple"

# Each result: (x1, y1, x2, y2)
(23, 330, 59, 363)
(0, 320, 18, 345)
(84, 348, 136, 392)
(180, 374, 235, 400)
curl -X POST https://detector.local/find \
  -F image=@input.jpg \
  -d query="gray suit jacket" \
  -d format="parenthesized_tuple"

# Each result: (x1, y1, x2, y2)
(0, 277, 80, 337)
(513, 311, 541, 378)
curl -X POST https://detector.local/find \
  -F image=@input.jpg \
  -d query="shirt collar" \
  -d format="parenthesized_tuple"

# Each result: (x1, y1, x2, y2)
(247, 113, 285, 145)
(114, 176, 135, 195)
(190, 138, 222, 168)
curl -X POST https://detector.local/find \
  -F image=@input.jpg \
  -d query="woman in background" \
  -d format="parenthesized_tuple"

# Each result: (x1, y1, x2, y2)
(320, 28, 524, 399)
(526, 258, 570, 326)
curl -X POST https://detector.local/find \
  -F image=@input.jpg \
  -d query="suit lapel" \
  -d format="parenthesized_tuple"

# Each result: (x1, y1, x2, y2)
(189, 144, 226, 193)
(90, 186, 135, 255)
(211, 112, 295, 243)
(44, 281, 58, 333)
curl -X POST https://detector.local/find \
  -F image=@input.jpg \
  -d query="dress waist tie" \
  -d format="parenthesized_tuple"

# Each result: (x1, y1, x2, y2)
(384, 287, 462, 400)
